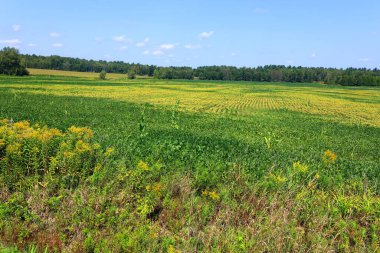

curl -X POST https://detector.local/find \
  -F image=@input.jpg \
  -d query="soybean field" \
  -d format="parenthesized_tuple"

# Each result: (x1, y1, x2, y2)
(1, 69, 380, 252)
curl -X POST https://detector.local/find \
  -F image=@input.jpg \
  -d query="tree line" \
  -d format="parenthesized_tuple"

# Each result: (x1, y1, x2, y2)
(153, 65, 380, 86)
(21, 53, 156, 76)
(15, 52, 380, 86)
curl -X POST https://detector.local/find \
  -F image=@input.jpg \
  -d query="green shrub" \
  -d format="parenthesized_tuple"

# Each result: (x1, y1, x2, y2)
(99, 70, 106, 80)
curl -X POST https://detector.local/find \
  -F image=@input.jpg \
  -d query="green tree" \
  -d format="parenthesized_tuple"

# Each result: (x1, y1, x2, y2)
(0, 47, 29, 76)
(99, 70, 107, 80)
(128, 68, 136, 79)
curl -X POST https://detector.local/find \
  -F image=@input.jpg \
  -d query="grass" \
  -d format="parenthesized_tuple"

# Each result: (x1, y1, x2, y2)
(0, 69, 379, 252)
(27, 68, 131, 80)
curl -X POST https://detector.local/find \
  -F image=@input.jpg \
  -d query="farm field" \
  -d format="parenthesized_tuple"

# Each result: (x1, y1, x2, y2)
(1, 70, 380, 252)
(16, 69, 380, 127)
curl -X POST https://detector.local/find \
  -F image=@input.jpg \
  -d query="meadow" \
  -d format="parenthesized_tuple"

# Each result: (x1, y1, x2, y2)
(0, 69, 380, 252)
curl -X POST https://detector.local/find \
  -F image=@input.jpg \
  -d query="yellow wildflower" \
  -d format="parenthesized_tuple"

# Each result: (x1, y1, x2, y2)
(60, 142, 69, 150)
(63, 151, 74, 158)
(0, 119, 9, 125)
(104, 147, 115, 157)
(152, 182, 163, 193)
(20, 129, 38, 139)
(6, 142, 22, 156)
(275, 175, 286, 183)
(322, 149, 337, 165)
(31, 146, 39, 153)
(137, 160, 149, 171)
(13, 121, 30, 131)
(268, 173, 287, 184)
(75, 140, 92, 153)
(0, 126, 6, 136)
(202, 189, 220, 201)
(0, 138, 5, 148)
(167, 245, 181, 253)
(38, 128, 63, 142)
(50, 157, 58, 169)
(292, 161, 309, 174)
(208, 191, 220, 201)
(94, 163, 102, 172)
(68, 126, 93, 139)
(93, 143, 101, 150)
(150, 231, 158, 239)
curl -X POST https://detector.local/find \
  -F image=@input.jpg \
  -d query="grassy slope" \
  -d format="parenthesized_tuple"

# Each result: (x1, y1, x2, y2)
(0, 71, 380, 252)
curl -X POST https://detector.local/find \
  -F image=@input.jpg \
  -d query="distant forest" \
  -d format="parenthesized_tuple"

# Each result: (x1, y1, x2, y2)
(21, 54, 380, 86)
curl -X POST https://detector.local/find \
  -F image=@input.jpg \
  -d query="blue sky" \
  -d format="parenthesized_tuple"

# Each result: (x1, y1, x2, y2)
(1, 0, 379, 68)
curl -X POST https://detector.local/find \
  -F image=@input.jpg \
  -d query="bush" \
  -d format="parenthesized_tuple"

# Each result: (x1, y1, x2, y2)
(99, 70, 106, 80)
(128, 69, 136, 79)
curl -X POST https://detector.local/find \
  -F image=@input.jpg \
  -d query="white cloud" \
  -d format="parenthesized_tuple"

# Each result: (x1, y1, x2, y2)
(198, 31, 214, 39)
(159, 44, 175, 50)
(231, 52, 237, 57)
(119, 45, 128, 51)
(168, 54, 174, 58)
(254, 8, 269, 14)
(136, 37, 150, 47)
(95, 37, 103, 42)
(0, 39, 21, 47)
(311, 53, 317, 58)
(152, 50, 164, 56)
(12, 24, 21, 32)
(142, 50, 150, 55)
(113, 35, 125, 42)
(113, 35, 132, 43)
(50, 32, 61, 38)
(28, 43, 37, 47)
(359, 58, 370, 62)
(184, 44, 202, 49)
(52, 43, 63, 48)
(287, 60, 294, 65)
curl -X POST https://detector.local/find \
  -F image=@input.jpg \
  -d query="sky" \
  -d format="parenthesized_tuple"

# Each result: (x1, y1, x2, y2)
(0, 0, 379, 68)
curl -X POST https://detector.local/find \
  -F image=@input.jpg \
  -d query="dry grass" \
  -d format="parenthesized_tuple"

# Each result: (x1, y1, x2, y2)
(28, 68, 130, 80)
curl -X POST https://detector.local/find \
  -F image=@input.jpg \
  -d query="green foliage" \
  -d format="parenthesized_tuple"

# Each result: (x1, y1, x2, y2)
(0, 47, 29, 76)
(127, 68, 136, 79)
(99, 70, 106, 80)
(0, 245, 21, 253)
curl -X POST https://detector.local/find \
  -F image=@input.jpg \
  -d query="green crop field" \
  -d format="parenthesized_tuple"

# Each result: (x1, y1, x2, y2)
(1, 70, 380, 252)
